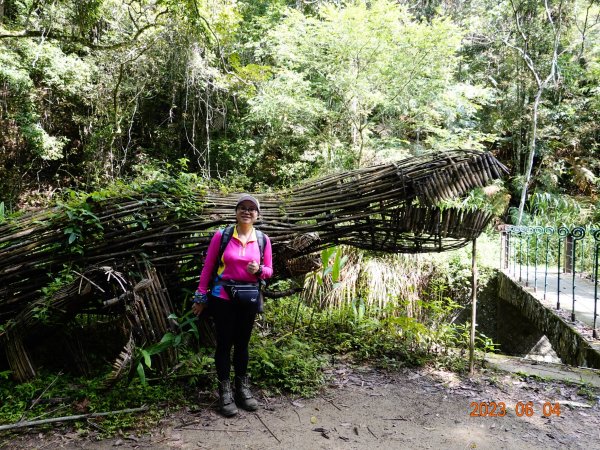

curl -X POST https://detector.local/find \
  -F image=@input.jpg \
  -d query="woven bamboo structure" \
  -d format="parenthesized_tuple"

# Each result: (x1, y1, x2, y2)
(0, 149, 508, 381)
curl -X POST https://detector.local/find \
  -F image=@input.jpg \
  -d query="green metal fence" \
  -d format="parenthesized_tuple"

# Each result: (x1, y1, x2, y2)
(499, 224, 600, 338)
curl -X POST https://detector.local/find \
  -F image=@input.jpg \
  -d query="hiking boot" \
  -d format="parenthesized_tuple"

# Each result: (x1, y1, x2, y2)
(234, 375, 259, 411)
(218, 379, 238, 417)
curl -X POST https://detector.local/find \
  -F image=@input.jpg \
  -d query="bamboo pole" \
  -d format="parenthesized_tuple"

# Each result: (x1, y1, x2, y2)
(0, 406, 149, 431)
(469, 238, 478, 375)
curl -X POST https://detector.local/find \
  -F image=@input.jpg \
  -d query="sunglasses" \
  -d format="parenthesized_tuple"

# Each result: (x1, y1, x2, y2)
(237, 206, 258, 213)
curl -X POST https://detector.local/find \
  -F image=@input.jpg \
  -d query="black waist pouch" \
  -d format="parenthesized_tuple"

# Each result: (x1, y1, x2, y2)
(225, 282, 261, 312)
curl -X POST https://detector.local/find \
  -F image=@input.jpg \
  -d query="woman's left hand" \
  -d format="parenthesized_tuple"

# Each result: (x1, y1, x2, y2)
(247, 260, 260, 274)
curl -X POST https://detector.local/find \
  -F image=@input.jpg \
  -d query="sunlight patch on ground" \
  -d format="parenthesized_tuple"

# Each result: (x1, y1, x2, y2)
(426, 368, 464, 388)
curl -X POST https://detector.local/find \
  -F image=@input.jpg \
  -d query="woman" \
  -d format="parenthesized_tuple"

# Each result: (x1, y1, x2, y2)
(192, 194, 273, 417)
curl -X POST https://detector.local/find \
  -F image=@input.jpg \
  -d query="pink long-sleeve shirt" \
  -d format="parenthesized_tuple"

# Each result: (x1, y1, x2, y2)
(197, 226, 273, 300)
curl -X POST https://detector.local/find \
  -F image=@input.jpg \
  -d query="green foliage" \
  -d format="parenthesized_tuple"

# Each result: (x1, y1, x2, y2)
(576, 383, 597, 401)
(0, 371, 191, 436)
(49, 159, 207, 230)
(425, 234, 499, 308)
(2, 247, 502, 434)
(22, 265, 77, 324)
(19, 122, 68, 161)
(39, 264, 76, 303)
(59, 196, 103, 251)
(438, 181, 510, 216)
(252, 0, 471, 167)
(317, 246, 347, 286)
(261, 279, 497, 378)
(467, 0, 600, 204)
(0, 38, 94, 164)
(133, 312, 212, 386)
(6, 0, 600, 436)
(249, 334, 325, 396)
(72, 0, 104, 37)
(0, 0, 598, 210)
(515, 191, 594, 226)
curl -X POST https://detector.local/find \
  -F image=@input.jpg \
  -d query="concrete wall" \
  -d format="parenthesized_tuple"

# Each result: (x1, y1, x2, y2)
(494, 299, 559, 362)
(497, 271, 600, 369)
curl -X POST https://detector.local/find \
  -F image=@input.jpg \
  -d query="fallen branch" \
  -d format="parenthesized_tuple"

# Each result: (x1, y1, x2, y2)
(321, 395, 342, 411)
(254, 412, 281, 443)
(23, 371, 63, 420)
(367, 425, 378, 439)
(175, 427, 250, 432)
(0, 406, 148, 432)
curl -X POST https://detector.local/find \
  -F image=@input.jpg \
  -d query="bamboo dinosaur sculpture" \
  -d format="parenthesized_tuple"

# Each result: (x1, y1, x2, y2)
(0, 149, 508, 381)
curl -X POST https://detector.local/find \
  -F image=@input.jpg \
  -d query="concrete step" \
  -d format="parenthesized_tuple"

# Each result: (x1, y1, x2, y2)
(485, 353, 600, 388)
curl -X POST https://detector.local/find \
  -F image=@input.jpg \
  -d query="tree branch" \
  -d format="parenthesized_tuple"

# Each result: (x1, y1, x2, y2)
(0, 406, 148, 431)
(0, 9, 169, 50)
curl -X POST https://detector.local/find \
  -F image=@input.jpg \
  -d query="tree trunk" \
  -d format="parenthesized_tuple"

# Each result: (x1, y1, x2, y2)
(512, 0, 564, 224)
(516, 88, 543, 225)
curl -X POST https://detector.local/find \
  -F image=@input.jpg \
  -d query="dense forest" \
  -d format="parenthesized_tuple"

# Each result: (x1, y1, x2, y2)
(0, 0, 598, 224)
(1, 1, 600, 437)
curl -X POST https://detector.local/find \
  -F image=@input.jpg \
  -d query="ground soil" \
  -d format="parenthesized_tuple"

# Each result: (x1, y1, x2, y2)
(3, 362, 600, 450)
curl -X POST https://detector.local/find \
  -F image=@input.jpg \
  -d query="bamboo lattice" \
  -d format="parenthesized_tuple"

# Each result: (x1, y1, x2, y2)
(0, 149, 508, 380)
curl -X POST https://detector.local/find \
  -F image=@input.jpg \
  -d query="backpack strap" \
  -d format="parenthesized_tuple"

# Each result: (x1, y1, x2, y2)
(255, 229, 266, 266)
(211, 224, 235, 285)
(219, 224, 235, 260)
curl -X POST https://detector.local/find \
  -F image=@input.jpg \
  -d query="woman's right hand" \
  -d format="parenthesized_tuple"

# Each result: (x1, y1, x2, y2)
(192, 302, 206, 316)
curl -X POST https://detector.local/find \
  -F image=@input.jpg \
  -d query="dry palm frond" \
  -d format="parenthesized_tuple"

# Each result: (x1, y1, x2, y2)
(360, 254, 435, 319)
(302, 249, 438, 318)
(285, 254, 322, 277)
(301, 249, 361, 309)
(104, 334, 136, 387)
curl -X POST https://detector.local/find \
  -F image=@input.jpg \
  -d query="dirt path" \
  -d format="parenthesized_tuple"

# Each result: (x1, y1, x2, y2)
(5, 363, 600, 449)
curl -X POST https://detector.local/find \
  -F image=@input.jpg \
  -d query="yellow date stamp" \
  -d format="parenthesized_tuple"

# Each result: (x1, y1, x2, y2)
(469, 401, 561, 418)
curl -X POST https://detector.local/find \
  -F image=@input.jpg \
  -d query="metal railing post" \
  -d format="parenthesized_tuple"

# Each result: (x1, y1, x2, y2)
(571, 227, 586, 322)
(581, 231, 586, 277)
(533, 226, 544, 292)
(518, 226, 527, 283)
(500, 224, 510, 271)
(525, 227, 532, 287)
(512, 226, 517, 276)
(499, 227, 504, 270)
(589, 228, 595, 277)
(593, 230, 600, 339)
(504, 228, 510, 270)
(499, 224, 600, 338)
(557, 226, 570, 310)
(543, 226, 554, 300)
